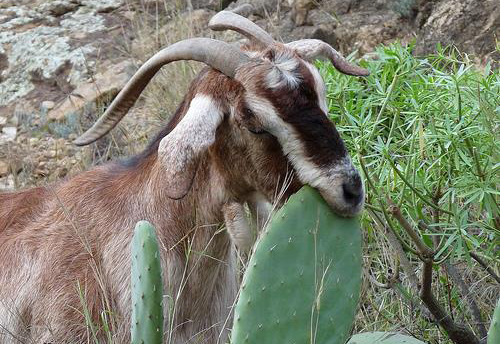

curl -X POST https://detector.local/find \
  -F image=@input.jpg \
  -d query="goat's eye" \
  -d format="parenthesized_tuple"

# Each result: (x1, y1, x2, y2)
(243, 108, 254, 118)
(248, 127, 269, 135)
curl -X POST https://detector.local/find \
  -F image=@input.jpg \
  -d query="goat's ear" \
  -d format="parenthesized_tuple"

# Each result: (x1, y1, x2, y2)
(158, 95, 224, 199)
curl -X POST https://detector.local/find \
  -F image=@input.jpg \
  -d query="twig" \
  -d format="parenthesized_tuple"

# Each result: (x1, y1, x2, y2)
(469, 252, 500, 284)
(359, 156, 420, 256)
(365, 73, 399, 143)
(443, 261, 488, 340)
(385, 155, 454, 216)
(419, 220, 489, 339)
(364, 267, 392, 289)
(464, 137, 484, 181)
(464, 137, 500, 214)
(420, 260, 480, 344)
(387, 200, 434, 258)
(367, 209, 423, 302)
(388, 202, 480, 344)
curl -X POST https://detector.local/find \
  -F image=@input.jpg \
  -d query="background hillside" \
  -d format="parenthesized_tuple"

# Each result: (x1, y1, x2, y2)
(0, 0, 498, 190)
(0, 2, 498, 343)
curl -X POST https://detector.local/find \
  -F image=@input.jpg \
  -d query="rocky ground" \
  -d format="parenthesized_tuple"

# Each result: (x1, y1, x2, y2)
(0, 0, 498, 190)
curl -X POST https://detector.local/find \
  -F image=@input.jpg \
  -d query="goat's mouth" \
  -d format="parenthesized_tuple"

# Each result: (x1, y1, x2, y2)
(274, 172, 364, 217)
(317, 168, 365, 217)
(318, 185, 364, 218)
(300, 160, 365, 217)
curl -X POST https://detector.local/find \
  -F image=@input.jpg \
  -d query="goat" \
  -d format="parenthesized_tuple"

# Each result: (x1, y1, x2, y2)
(0, 10, 368, 344)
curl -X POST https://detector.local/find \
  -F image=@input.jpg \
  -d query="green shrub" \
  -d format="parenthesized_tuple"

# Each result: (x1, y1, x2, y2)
(319, 42, 499, 343)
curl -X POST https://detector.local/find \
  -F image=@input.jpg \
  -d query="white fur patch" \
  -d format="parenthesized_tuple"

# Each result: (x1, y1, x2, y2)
(265, 50, 300, 89)
(158, 95, 223, 198)
(159, 95, 222, 159)
(304, 61, 328, 113)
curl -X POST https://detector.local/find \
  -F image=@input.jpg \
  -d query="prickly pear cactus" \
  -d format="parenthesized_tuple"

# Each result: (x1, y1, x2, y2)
(347, 332, 427, 344)
(488, 298, 500, 344)
(231, 186, 362, 344)
(131, 221, 164, 344)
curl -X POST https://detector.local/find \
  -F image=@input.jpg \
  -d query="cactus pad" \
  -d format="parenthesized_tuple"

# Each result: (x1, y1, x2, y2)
(231, 186, 362, 344)
(488, 298, 500, 344)
(131, 220, 164, 344)
(347, 332, 427, 344)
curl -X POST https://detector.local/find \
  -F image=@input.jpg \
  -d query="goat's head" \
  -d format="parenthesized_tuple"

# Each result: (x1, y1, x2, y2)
(74, 11, 368, 217)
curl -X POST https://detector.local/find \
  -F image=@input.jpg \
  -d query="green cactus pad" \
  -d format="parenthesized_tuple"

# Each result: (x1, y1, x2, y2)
(488, 298, 500, 344)
(347, 332, 427, 344)
(231, 186, 362, 344)
(131, 220, 164, 344)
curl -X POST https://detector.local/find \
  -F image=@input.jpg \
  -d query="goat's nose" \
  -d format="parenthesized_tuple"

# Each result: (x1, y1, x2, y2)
(342, 173, 363, 206)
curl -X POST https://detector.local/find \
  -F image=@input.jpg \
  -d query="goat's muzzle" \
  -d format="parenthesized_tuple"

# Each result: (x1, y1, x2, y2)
(315, 163, 364, 218)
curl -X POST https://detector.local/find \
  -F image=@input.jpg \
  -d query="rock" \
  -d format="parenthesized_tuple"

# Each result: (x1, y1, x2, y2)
(0, 116, 7, 127)
(0, 126, 17, 143)
(0, 175, 15, 191)
(34, 168, 48, 177)
(190, 0, 234, 11)
(289, 0, 317, 26)
(44, 150, 57, 158)
(41, 100, 55, 110)
(122, 10, 136, 21)
(0, 0, 134, 114)
(57, 166, 69, 178)
(39, 0, 79, 16)
(0, 6, 105, 106)
(79, 0, 124, 13)
(8, 114, 18, 127)
(0, 1, 16, 9)
(230, 3, 254, 17)
(48, 60, 135, 121)
(0, 161, 9, 177)
(415, 0, 500, 66)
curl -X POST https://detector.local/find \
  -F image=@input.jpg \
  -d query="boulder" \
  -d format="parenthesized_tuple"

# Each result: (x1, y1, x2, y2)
(48, 60, 135, 121)
(415, 0, 500, 66)
(0, 0, 133, 117)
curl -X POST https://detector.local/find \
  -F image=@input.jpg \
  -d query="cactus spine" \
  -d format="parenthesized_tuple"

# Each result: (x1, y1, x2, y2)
(131, 220, 164, 344)
(231, 186, 362, 344)
(488, 298, 500, 344)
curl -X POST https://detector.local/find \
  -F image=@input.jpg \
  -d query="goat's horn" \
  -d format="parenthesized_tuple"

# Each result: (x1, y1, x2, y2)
(286, 39, 370, 77)
(208, 10, 274, 47)
(74, 38, 249, 146)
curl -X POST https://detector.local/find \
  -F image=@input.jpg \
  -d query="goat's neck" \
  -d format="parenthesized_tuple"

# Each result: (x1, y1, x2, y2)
(139, 152, 232, 249)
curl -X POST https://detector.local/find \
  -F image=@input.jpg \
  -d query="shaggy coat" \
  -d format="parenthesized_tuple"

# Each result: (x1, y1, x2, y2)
(0, 41, 363, 343)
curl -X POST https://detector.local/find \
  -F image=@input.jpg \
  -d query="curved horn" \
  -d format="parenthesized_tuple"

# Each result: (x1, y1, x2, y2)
(208, 10, 274, 47)
(286, 39, 370, 77)
(74, 38, 249, 146)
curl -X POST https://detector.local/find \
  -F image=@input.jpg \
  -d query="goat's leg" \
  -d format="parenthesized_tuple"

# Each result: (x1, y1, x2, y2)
(223, 202, 255, 252)
(247, 192, 272, 233)
(223, 193, 272, 252)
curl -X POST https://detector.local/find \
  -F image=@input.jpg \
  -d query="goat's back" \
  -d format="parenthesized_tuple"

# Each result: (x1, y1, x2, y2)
(0, 187, 49, 233)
